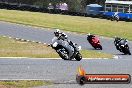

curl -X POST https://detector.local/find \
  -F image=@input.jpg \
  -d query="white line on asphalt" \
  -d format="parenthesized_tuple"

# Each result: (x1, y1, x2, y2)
(113, 55, 119, 59)
(2, 35, 7, 37)
(0, 79, 53, 81)
(32, 41, 35, 43)
(0, 57, 109, 60)
(15, 38, 20, 40)
(43, 43, 47, 45)
(26, 40, 30, 42)
(21, 39, 24, 41)
(63, 80, 75, 83)
(0, 57, 28, 59)
(1, 35, 48, 46)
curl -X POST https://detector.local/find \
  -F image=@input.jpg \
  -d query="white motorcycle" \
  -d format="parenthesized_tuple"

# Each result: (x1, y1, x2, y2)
(50, 37, 82, 61)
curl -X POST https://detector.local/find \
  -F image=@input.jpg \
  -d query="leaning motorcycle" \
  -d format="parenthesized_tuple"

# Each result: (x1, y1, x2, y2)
(50, 37, 82, 61)
(114, 38, 131, 55)
(87, 35, 102, 50)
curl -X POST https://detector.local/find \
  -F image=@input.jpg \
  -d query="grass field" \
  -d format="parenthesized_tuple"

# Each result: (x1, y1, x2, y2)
(0, 9, 132, 40)
(0, 36, 112, 58)
(0, 36, 59, 58)
(0, 80, 52, 88)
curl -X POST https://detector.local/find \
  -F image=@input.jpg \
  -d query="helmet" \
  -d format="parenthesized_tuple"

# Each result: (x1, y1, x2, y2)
(87, 33, 91, 37)
(56, 29, 60, 33)
(61, 33, 67, 39)
(115, 36, 121, 41)
(54, 29, 61, 37)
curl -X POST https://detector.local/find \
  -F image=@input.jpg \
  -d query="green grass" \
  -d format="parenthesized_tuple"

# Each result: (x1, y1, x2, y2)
(0, 36, 112, 58)
(0, 36, 59, 58)
(81, 50, 112, 58)
(0, 80, 52, 88)
(0, 9, 132, 40)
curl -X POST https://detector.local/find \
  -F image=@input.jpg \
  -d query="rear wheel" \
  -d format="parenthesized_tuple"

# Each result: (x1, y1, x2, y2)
(75, 53, 82, 61)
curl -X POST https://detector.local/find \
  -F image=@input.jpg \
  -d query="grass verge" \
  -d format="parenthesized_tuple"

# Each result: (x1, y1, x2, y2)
(0, 36, 112, 58)
(0, 9, 132, 40)
(0, 80, 52, 88)
(0, 36, 59, 58)
(80, 50, 112, 58)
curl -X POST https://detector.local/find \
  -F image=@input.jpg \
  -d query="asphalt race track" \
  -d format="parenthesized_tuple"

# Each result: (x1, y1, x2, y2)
(0, 21, 132, 88)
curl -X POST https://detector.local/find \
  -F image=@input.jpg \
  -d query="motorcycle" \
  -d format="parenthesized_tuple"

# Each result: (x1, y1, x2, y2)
(87, 35, 102, 50)
(111, 14, 119, 22)
(114, 38, 131, 55)
(50, 36, 82, 61)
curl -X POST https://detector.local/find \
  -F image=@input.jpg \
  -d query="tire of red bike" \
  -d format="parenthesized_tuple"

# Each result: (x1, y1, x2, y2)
(99, 45, 103, 50)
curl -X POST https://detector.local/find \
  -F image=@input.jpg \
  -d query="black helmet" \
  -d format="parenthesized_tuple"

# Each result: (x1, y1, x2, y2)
(115, 36, 122, 42)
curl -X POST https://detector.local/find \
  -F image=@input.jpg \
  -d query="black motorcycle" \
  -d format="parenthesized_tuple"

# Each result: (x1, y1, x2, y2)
(50, 37, 82, 61)
(114, 38, 131, 55)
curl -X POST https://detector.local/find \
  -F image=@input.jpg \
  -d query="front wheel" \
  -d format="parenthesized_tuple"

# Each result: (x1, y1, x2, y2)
(123, 47, 131, 55)
(99, 45, 103, 50)
(127, 49, 131, 55)
(126, 46, 131, 55)
(128, 52, 131, 55)
(75, 53, 82, 61)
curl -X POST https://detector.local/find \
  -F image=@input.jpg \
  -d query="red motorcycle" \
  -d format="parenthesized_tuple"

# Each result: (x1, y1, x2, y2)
(87, 34, 102, 50)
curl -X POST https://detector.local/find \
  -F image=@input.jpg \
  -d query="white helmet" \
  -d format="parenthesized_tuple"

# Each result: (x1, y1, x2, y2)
(87, 33, 91, 36)
(55, 29, 61, 33)
(54, 29, 61, 37)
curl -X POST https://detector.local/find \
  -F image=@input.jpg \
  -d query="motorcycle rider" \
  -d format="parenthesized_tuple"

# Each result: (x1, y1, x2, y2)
(52, 29, 75, 59)
(111, 12, 119, 22)
(51, 29, 62, 45)
(114, 37, 121, 50)
(54, 29, 61, 38)
(87, 33, 95, 43)
(114, 37, 128, 52)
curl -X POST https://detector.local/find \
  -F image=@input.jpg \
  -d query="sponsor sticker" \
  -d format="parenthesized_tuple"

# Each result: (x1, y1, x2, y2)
(76, 66, 131, 85)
